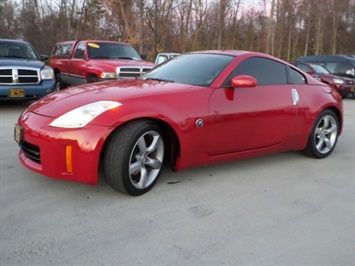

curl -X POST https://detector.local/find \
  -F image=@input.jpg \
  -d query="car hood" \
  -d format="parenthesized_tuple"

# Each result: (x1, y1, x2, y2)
(0, 58, 45, 69)
(28, 79, 193, 117)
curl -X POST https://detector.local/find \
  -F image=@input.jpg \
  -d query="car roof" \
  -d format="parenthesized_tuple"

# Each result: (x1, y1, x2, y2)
(0, 39, 30, 45)
(188, 50, 253, 57)
(295, 61, 322, 67)
(187, 50, 293, 65)
(55, 40, 130, 45)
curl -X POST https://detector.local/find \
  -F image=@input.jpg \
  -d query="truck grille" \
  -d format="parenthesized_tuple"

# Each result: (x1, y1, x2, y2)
(0, 67, 40, 85)
(117, 66, 153, 79)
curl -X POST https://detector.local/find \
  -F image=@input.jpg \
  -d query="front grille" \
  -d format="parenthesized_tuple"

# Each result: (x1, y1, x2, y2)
(117, 66, 153, 78)
(20, 141, 41, 164)
(0, 67, 40, 85)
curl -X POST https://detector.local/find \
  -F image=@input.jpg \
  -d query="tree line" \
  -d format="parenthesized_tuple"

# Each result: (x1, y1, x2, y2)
(1, 0, 354, 62)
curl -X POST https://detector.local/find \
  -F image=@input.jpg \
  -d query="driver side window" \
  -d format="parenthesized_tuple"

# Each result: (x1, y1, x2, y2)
(73, 42, 85, 59)
(223, 57, 288, 87)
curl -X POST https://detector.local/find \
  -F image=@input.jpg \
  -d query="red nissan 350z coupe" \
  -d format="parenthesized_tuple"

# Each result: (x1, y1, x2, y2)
(15, 50, 343, 196)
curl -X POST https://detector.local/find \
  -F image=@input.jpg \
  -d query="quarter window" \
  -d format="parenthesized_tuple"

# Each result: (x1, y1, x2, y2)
(288, 67, 306, 84)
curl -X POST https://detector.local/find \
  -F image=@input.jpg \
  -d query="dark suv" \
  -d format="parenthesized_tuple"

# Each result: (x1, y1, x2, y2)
(293, 61, 354, 98)
(296, 55, 355, 97)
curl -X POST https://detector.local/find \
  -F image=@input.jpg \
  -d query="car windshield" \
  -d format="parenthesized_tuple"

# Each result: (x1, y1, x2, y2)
(142, 53, 234, 86)
(310, 63, 330, 74)
(87, 42, 141, 60)
(0, 41, 39, 60)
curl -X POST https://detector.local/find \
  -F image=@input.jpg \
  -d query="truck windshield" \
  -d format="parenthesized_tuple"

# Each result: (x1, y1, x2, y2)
(87, 42, 141, 60)
(0, 41, 39, 60)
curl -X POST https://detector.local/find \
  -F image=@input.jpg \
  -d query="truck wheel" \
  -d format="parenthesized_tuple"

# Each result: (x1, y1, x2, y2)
(55, 73, 66, 91)
(87, 75, 99, 83)
(104, 120, 165, 196)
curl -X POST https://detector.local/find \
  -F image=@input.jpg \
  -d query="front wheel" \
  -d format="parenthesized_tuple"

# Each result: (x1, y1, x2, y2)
(302, 109, 339, 158)
(87, 75, 99, 83)
(54, 73, 66, 91)
(104, 120, 165, 196)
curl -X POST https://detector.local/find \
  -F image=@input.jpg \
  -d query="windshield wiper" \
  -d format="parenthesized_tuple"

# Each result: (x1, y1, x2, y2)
(145, 77, 174, 83)
(91, 56, 111, 59)
(115, 56, 137, 60)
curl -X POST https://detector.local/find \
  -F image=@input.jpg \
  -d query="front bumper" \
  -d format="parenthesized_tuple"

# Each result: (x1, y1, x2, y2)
(16, 111, 114, 185)
(0, 80, 55, 100)
(335, 84, 355, 97)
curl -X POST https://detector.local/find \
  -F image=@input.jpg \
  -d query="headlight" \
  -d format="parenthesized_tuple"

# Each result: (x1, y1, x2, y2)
(50, 101, 122, 128)
(100, 72, 117, 79)
(41, 66, 54, 80)
(333, 78, 344, 85)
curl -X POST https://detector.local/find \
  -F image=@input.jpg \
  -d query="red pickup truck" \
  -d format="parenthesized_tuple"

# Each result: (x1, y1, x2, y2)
(50, 40, 155, 90)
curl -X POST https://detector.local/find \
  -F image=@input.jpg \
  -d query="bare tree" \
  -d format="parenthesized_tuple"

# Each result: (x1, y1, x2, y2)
(0, 0, 19, 39)
(138, 0, 144, 54)
(217, 0, 229, 49)
(265, 0, 276, 55)
(2, 0, 355, 61)
(191, 0, 208, 50)
(230, 0, 242, 49)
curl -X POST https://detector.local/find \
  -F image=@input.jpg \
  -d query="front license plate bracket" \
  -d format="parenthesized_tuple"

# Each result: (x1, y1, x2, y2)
(14, 124, 23, 144)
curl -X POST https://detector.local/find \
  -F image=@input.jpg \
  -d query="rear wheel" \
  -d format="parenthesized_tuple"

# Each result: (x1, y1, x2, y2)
(104, 120, 165, 196)
(302, 110, 339, 158)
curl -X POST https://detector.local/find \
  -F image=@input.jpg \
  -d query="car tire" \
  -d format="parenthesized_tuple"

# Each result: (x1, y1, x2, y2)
(302, 109, 339, 158)
(104, 120, 165, 196)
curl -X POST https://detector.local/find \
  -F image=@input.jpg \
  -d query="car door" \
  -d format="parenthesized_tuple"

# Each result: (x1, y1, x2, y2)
(68, 42, 87, 85)
(208, 56, 299, 155)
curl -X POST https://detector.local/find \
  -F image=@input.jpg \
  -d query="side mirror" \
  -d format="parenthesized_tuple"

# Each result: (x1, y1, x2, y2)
(231, 75, 257, 88)
(140, 54, 147, 60)
(40, 54, 49, 61)
(346, 69, 355, 77)
(307, 70, 315, 74)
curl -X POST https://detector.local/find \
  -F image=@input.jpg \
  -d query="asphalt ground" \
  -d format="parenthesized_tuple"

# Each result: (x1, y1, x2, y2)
(0, 99, 354, 265)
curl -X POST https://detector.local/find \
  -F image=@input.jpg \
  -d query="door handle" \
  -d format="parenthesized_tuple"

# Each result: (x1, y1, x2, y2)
(291, 88, 299, 106)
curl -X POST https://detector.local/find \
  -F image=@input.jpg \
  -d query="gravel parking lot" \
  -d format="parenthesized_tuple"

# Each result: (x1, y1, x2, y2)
(1, 99, 354, 265)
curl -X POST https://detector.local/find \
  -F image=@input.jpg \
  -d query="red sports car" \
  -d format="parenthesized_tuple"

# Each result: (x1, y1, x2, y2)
(15, 51, 343, 196)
